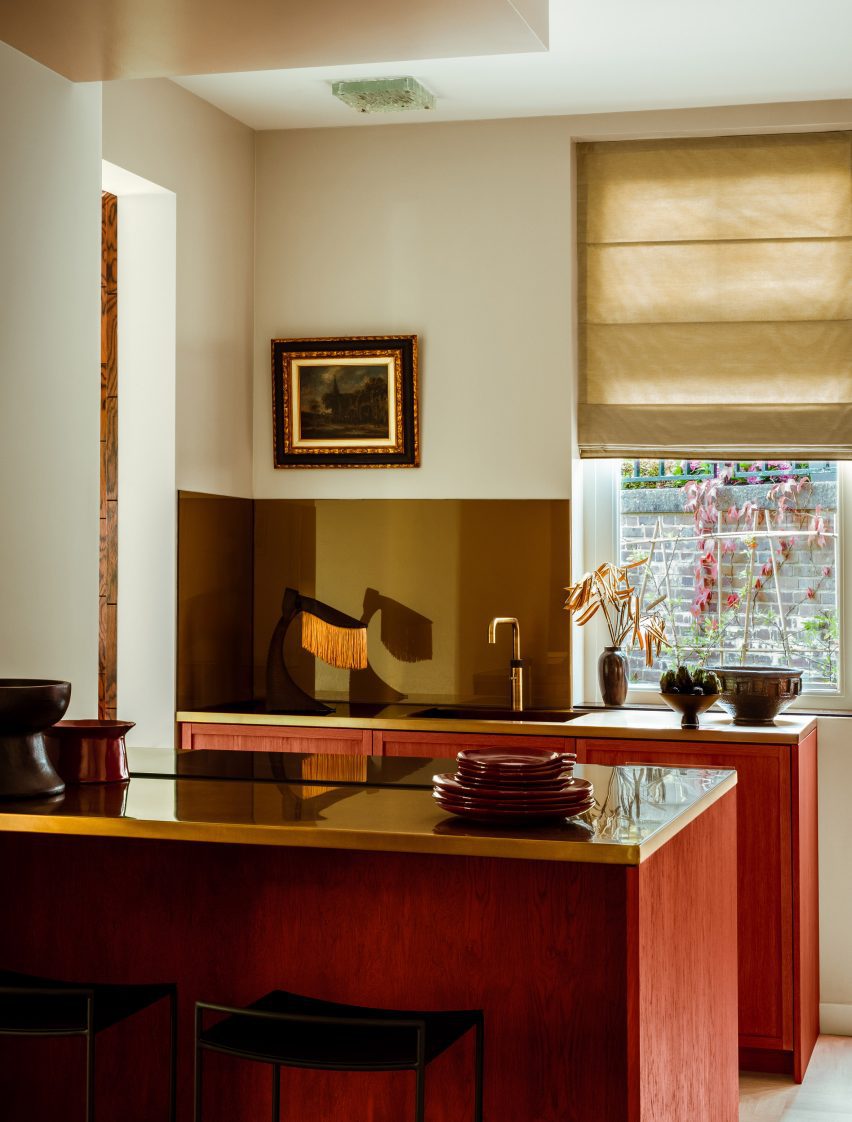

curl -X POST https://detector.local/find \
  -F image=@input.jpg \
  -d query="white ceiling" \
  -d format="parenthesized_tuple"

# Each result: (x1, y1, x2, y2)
(173, 0, 852, 131)
(0, 0, 546, 82)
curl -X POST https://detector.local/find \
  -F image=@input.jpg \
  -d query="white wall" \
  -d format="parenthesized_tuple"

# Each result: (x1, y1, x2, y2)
(0, 43, 101, 714)
(253, 118, 574, 499)
(816, 716, 852, 1032)
(102, 78, 255, 497)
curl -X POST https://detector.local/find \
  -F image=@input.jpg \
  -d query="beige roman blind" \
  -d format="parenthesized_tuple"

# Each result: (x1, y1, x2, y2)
(577, 131, 852, 458)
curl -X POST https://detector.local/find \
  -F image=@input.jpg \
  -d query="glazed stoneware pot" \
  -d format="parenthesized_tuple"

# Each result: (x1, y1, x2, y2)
(0, 679, 71, 799)
(45, 720, 134, 784)
(598, 646, 629, 707)
(706, 666, 803, 725)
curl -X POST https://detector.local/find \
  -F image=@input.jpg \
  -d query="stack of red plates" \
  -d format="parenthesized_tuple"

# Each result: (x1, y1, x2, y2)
(433, 746, 594, 824)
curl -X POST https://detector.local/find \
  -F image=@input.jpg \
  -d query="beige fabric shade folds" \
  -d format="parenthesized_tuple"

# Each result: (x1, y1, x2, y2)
(576, 131, 852, 458)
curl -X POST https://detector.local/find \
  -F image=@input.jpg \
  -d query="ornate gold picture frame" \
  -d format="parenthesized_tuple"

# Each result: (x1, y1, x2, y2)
(271, 335, 419, 468)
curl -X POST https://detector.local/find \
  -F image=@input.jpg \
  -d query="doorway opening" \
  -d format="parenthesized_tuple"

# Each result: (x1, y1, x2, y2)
(100, 161, 177, 746)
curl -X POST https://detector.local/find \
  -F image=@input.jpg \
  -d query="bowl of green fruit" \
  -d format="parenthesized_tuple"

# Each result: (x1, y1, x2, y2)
(659, 666, 721, 730)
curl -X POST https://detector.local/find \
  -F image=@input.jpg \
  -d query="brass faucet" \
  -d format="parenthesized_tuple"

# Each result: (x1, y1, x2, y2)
(488, 617, 524, 711)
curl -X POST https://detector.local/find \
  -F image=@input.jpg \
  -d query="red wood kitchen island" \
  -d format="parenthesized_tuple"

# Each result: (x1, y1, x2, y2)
(179, 704, 819, 1082)
(0, 751, 738, 1122)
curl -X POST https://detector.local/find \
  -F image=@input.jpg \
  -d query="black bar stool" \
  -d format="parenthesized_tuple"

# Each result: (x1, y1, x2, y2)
(194, 989, 484, 1121)
(0, 969, 177, 1121)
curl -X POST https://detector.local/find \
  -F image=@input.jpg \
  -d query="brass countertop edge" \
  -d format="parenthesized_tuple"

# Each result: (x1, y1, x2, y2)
(568, 720, 815, 744)
(635, 770, 738, 863)
(175, 710, 580, 737)
(176, 709, 816, 743)
(0, 811, 647, 864)
(0, 772, 737, 865)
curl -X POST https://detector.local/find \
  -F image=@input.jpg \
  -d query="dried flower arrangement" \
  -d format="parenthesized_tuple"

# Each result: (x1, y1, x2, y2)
(564, 560, 668, 667)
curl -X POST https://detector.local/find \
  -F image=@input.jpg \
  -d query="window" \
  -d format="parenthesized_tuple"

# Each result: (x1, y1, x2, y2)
(580, 460, 848, 706)
(574, 131, 852, 707)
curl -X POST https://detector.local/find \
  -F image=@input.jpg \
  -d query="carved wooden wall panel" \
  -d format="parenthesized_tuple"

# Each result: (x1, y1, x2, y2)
(99, 192, 118, 718)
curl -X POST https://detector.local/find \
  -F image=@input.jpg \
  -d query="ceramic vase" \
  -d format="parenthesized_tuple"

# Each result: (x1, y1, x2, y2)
(598, 646, 628, 707)
(44, 720, 135, 784)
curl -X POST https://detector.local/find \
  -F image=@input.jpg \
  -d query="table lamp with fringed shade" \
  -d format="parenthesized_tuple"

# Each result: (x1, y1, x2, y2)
(266, 588, 367, 715)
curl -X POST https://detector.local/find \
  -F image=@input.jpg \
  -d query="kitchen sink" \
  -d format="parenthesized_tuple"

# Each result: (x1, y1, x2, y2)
(408, 706, 582, 724)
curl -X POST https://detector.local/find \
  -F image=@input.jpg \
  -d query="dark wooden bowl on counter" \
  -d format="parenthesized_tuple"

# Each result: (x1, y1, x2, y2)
(659, 691, 720, 730)
(0, 679, 71, 799)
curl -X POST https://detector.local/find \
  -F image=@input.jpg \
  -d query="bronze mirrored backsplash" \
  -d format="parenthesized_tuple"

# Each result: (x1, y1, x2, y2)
(177, 495, 571, 712)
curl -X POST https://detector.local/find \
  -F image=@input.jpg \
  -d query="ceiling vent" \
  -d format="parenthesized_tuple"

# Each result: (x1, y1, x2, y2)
(331, 77, 435, 114)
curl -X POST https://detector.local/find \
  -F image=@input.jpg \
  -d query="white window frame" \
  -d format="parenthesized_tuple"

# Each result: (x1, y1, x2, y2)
(578, 459, 851, 712)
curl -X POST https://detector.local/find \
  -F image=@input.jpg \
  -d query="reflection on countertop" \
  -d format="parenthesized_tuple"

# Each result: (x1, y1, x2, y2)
(0, 748, 735, 866)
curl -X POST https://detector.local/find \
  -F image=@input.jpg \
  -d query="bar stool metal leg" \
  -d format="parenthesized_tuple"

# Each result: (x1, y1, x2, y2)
(85, 995, 95, 1122)
(414, 1065, 426, 1122)
(473, 1016, 484, 1122)
(168, 987, 178, 1122)
(271, 1063, 280, 1121)
(194, 1005, 204, 1122)
(414, 1024, 426, 1122)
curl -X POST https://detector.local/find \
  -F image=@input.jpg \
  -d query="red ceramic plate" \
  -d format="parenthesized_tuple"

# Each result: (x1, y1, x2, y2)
(435, 800, 594, 818)
(433, 788, 595, 812)
(456, 747, 572, 772)
(460, 752, 575, 765)
(452, 768, 575, 789)
(456, 766, 573, 787)
(434, 773, 592, 801)
(434, 791, 591, 809)
(456, 756, 574, 775)
(434, 798, 595, 817)
(433, 794, 595, 823)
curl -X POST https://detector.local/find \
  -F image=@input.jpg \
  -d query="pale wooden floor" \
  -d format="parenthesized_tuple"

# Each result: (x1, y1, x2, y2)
(740, 1037, 852, 1120)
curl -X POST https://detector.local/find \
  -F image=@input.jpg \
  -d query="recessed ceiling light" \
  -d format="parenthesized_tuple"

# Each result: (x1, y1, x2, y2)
(331, 77, 435, 114)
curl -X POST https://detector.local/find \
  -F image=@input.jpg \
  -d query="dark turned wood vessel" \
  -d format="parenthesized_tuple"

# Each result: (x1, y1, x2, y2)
(0, 679, 71, 798)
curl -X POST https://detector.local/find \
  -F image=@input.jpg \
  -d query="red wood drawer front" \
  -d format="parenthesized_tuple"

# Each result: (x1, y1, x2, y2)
(377, 730, 576, 757)
(180, 722, 373, 755)
(578, 737, 792, 1052)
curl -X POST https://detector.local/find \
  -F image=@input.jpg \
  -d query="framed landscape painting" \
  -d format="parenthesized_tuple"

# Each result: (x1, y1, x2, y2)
(271, 335, 419, 468)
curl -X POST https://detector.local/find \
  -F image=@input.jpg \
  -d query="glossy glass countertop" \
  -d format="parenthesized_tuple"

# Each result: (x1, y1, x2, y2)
(0, 749, 736, 866)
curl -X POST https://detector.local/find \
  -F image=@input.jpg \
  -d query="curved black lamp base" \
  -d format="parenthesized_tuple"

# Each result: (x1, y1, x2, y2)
(0, 733, 66, 799)
(265, 590, 341, 716)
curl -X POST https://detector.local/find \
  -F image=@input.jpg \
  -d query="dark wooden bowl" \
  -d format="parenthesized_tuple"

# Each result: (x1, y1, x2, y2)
(660, 691, 720, 730)
(0, 679, 71, 799)
(0, 679, 71, 735)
